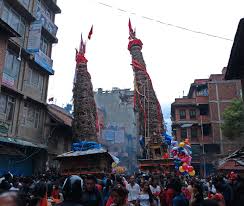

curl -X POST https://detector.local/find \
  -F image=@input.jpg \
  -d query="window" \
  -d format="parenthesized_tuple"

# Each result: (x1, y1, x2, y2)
(179, 110, 186, 119)
(204, 144, 220, 154)
(203, 124, 211, 136)
(181, 128, 187, 139)
(34, 110, 40, 128)
(199, 104, 209, 115)
(4, 50, 21, 79)
(40, 36, 49, 55)
(39, 0, 52, 19)
(27, 68, 44, 91)
(191, 127, 198, 139)
(196, 87, 208, 96)
(189, 109, 196, 119)
(22, 102, 40, 128)
(0, 94, 15, 121)
(1, 3, 26, 38)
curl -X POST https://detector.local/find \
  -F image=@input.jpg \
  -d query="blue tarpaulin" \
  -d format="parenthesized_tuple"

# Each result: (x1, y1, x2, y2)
(72, 141, 102, 151)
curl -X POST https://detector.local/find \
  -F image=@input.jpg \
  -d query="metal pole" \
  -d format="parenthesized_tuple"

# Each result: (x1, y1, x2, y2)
(200, 115, 206, 178)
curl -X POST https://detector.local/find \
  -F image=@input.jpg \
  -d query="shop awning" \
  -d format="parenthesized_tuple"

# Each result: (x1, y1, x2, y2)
(0, 137, 47, 149)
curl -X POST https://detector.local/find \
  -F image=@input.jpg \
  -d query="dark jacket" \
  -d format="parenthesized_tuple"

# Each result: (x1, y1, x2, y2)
(172, 193, 189, 206)
(81, 188, 102, 206)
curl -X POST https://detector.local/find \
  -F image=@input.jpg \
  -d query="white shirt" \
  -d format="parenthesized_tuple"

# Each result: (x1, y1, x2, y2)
(126, 183, 140, 201)
(9, 187, 19, 191)
(149, 185, 161, 206)
(138, 193, 150, 206)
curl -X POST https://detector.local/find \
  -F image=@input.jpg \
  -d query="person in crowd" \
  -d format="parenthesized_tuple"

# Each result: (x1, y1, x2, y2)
(51, 185, 61, 204)
(172, 179, 189, 206)
(110, 186, 129, 206)
(213, 176, 233, 206)
(56, 175, 83, 206)
(165, 179, 175, 206)
(0, 172, 13, 194)
(149, 178, 161, 206)
(81, 175, 103, 206)
(10, 178, 20, 191)
(103, 179, 113, 206)
(234, 176, 244, 206)
(190, 183, 204, 206)
(137, 181, 154, 206)
(29, 181, 48, 206)
(126, 176, 140, 205)
(0, 191, 28, 206)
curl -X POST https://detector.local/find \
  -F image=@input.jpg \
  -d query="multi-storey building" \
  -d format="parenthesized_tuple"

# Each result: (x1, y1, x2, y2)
(171, 69, 242, 176)
(0, 0, 60, 175)
(94, 88, 138, 173)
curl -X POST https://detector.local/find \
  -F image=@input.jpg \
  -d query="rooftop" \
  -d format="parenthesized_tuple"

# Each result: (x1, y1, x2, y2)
(47, 104, 73, 127)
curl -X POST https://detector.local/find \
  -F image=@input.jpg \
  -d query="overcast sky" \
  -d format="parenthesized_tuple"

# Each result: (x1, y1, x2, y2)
(49, 0, 244, 108)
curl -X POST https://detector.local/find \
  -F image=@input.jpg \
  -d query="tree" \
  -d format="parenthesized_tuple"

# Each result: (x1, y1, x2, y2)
(222, 99, 244, 139)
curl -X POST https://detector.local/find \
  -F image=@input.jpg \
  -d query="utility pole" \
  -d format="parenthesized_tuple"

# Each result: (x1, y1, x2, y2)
(200, 115, 206, 178)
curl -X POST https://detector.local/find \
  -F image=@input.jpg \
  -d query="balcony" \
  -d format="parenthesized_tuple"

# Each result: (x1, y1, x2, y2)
(34, 2, 58, 42)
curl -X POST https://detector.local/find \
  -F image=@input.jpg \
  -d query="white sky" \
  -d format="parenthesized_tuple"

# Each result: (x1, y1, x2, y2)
(49, 0, 244, 108)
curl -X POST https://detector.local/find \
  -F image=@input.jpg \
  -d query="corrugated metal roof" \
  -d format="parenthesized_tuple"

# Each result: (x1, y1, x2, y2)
(0, 137, 47, 149)
(57, 148, 119, 163)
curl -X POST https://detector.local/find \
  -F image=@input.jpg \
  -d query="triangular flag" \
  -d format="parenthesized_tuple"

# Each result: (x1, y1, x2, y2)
(128, 18, 133, 33)
(88, 25, 93, 40)
(79, 33, 84, 53)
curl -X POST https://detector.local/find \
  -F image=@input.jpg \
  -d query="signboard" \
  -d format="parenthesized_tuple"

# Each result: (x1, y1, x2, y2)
(27, 21, 42, 52)
(34, 50, 54, 74)
(34, 2, 58, 37)
(2, 73, 14, 87)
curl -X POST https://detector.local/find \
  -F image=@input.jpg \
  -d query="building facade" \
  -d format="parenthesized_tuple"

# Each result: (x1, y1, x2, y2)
(94, 88, 138, 173)
(0, 0, 60, 175)
(171, 69, 242, 176)
(225, 18, 244, 102)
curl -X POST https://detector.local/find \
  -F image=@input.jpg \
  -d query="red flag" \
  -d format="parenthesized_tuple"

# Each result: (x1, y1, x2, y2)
(128, 18, 133, 33)
(88, 25, 93, 40)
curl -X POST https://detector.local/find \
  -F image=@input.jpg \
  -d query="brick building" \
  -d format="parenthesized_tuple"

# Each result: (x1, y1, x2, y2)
(171, 69, 242, 176)
(0, 0, 61, 175)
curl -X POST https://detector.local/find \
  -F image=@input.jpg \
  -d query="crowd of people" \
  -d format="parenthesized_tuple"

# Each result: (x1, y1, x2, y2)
(0, 171, 244, 206)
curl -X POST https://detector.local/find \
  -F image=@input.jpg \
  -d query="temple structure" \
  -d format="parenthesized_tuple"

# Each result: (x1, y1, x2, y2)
(128, 20, 166, 162)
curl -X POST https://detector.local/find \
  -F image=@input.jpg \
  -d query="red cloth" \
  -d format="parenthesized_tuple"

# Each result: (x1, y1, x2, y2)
(165, 188, 174, 206)
(39, 194, 48, 206)
(51, 188, 59, 199)
(128, 19, 133, 33)
(96, 184, 103, 192)
(128, 39, 143, 50)
(106, 196, 114, 206)
(76, 53, 88, 64)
